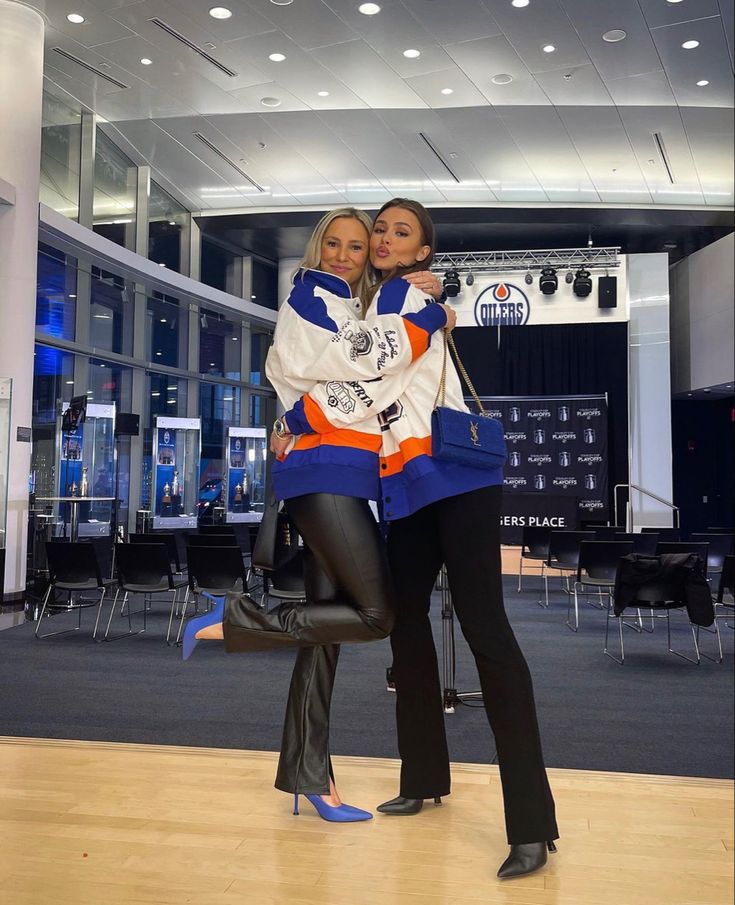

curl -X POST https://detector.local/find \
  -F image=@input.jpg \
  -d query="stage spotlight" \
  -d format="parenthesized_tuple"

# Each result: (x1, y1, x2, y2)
(465, 271, 474, 287)
(573, 268, 592, 297)
(443, 268, 461, 297)
(539, 267, 558, 295)
(524, 272, 533, 285)
(565, 271, 574, 284)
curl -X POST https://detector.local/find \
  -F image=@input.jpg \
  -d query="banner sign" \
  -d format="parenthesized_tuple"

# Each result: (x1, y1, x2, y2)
(500, 493, 579, 545)
(478, 395, 609, 529)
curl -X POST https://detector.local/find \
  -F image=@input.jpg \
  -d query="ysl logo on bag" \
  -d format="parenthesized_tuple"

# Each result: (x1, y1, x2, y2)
(470, 421, 481, 446)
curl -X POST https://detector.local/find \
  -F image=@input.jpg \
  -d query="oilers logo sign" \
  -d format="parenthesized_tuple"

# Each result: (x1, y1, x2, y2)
(474, 283, 530, 326)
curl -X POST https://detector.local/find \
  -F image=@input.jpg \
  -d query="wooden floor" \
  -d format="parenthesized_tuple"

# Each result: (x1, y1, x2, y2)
(0, 739, 732, 905)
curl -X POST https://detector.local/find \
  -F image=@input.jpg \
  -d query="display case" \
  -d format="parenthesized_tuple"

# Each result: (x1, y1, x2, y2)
(225, 427, 267, 524)
(49, 401, 117, 538)
(152, 416, 200, 529)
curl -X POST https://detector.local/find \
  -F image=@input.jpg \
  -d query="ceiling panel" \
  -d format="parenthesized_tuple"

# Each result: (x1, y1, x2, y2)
(25, 0, 135, 46)
(495, 107, 599, 200)
(310, 40, 428, 108)
(444, 35, 551, 105)
(720, 0, 735, 69)
(170, 0, 277, 44)
(399, 0, 502, 45)
(228, 81, 310, 112)
(560, 0, 663, 81)
(315, 110, 444, 203)
(203, 113, 346, 204)
(434, 107, 547, 197)
(557, 107, 653, 203)
(679, 107, 735, 204)
(246, 0, 358, 51)
(650, 16, 735, 108)
(618, 106, 706, 205)
(533, 64, 614, 106)
(606, 69, 677, 106)
(404, 69, 490, 109)
(377, 109, 498, 203)
(638, 0, 723, 29)
(482, 0, 592, 74)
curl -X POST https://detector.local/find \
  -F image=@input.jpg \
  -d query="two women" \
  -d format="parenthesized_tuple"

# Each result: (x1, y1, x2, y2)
(187, 199, 558, 877)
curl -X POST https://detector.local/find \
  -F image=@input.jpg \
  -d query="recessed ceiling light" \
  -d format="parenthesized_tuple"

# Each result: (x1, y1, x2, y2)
(696, 79, 709, 86)
(317, 90, 330, 97)
(209, 7, 232, 19)
(270, 0, 294, 5)
(511, 0, 530, 7)
(682, 40, 699, 49)
(403, 48, 421, 58)
(268, 52, 286, 62)
(602, 29, 627, 43)
(66, 13, 85, 24)
(667, 1, 684, 4)
(491, 73, 514, 85)
(542, 44, 556, 53)
(441, 87, 454, 95)
(358, 3, 381, 14)
(140, 58, 153, 66)
(260, 96, 282, 107)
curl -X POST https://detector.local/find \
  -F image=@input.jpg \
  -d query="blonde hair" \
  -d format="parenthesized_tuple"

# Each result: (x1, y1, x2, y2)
(296, 207, 376, 312)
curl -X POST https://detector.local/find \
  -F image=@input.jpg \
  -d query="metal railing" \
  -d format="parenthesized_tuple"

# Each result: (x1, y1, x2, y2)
(614, 483, 680, 532)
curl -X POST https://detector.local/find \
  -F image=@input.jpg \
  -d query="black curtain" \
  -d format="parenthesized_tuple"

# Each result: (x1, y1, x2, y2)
(452, 323, 629, 517)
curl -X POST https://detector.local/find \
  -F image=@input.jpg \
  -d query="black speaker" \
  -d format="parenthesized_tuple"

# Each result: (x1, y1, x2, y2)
(598, 276, 617, 309)
(115, 413, 140, 437)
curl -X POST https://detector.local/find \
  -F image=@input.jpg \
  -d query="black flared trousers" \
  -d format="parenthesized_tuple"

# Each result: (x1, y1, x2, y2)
(223, 493, 395, 795)
(387, 485, 559, 845)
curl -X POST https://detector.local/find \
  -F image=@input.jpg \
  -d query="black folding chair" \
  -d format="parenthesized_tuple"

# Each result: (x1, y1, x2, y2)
(129, 531, 183, 574)
(541, 531, 595, 608)
(177, 544, 251, 642)
(656, 542, 709, 574)
(35, 542, 113, 640)
(517, 526, 551, 593)
(569, 540, 634, 632)
(641, 527, 681, 541)
(199, 524, 236, 536)
(605, 554, 719, 665)
(689, 533, 734, 579)
(105, 543, 188, 642)
(592, 527, 619, 540)
(615, 532, 659, 555)
(186, 533, 238, 547)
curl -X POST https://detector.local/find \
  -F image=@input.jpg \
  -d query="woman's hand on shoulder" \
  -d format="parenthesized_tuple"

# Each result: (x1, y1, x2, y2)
(403, 270, 443, 300)
(439, 304, 457, 331)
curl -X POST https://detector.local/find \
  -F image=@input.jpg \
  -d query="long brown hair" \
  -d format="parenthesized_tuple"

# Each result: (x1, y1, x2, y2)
(366, 198, 436, 306)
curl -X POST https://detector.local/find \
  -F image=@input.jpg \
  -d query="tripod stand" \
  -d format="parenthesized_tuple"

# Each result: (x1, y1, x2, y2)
(439, 565, 483, 713)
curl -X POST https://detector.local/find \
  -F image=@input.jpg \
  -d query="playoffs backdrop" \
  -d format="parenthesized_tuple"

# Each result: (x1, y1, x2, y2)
(480, 395, 609, 521)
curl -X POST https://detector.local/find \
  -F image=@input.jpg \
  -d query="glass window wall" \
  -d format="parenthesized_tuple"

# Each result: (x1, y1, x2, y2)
(90, 267, 134, 356)
(199, 384, 241, 523)
(199, 308, 241, 379)
(40, 91, 82, 221)
(148, 181, 188, 273)
(36, 245, 77, 342)
(251, 259, 278, 311)
(93, 129, 137, 249)
(147, 293, 187, 368)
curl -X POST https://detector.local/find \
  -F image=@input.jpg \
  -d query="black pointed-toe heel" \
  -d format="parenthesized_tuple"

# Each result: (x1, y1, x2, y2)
(497, 840, 557, 880)
(376, 795, 442, 815)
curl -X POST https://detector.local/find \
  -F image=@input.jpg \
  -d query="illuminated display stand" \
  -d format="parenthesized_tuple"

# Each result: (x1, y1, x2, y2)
(225, 427, 267, 524)
(0, 380, 10, 592)
(52, 402, 116, 538)
(151, 416, 201, 530)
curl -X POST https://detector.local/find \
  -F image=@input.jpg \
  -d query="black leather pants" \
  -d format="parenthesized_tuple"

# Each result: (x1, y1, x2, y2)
(223, 493, 395, 795)
(223, 494, 395, 651)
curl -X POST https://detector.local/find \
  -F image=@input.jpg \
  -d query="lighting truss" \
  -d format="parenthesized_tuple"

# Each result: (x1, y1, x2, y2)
(431, 247, 621, 275)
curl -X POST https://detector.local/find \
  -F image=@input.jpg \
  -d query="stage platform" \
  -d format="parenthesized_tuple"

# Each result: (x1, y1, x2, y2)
(0, 737, 731, 905)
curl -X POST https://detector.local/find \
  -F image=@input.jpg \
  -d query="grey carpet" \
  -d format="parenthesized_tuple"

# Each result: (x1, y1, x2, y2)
(0, 577, 732, 779)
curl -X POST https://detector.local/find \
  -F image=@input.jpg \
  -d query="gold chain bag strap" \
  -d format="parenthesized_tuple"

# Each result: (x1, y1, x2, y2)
(430, 331, 507, 469)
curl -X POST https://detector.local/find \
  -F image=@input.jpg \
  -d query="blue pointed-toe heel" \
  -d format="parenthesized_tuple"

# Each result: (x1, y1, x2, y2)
(293, 793, 372, 823)
(182, 596, 224, 661)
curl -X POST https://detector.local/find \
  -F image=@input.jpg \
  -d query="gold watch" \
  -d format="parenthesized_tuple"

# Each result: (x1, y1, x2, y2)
(273, 417, 289, 438)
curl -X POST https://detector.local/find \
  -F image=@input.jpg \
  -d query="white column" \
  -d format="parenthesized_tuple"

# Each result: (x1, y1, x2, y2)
(627, 253, 674, 529)
(0, 1, 44, 598)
